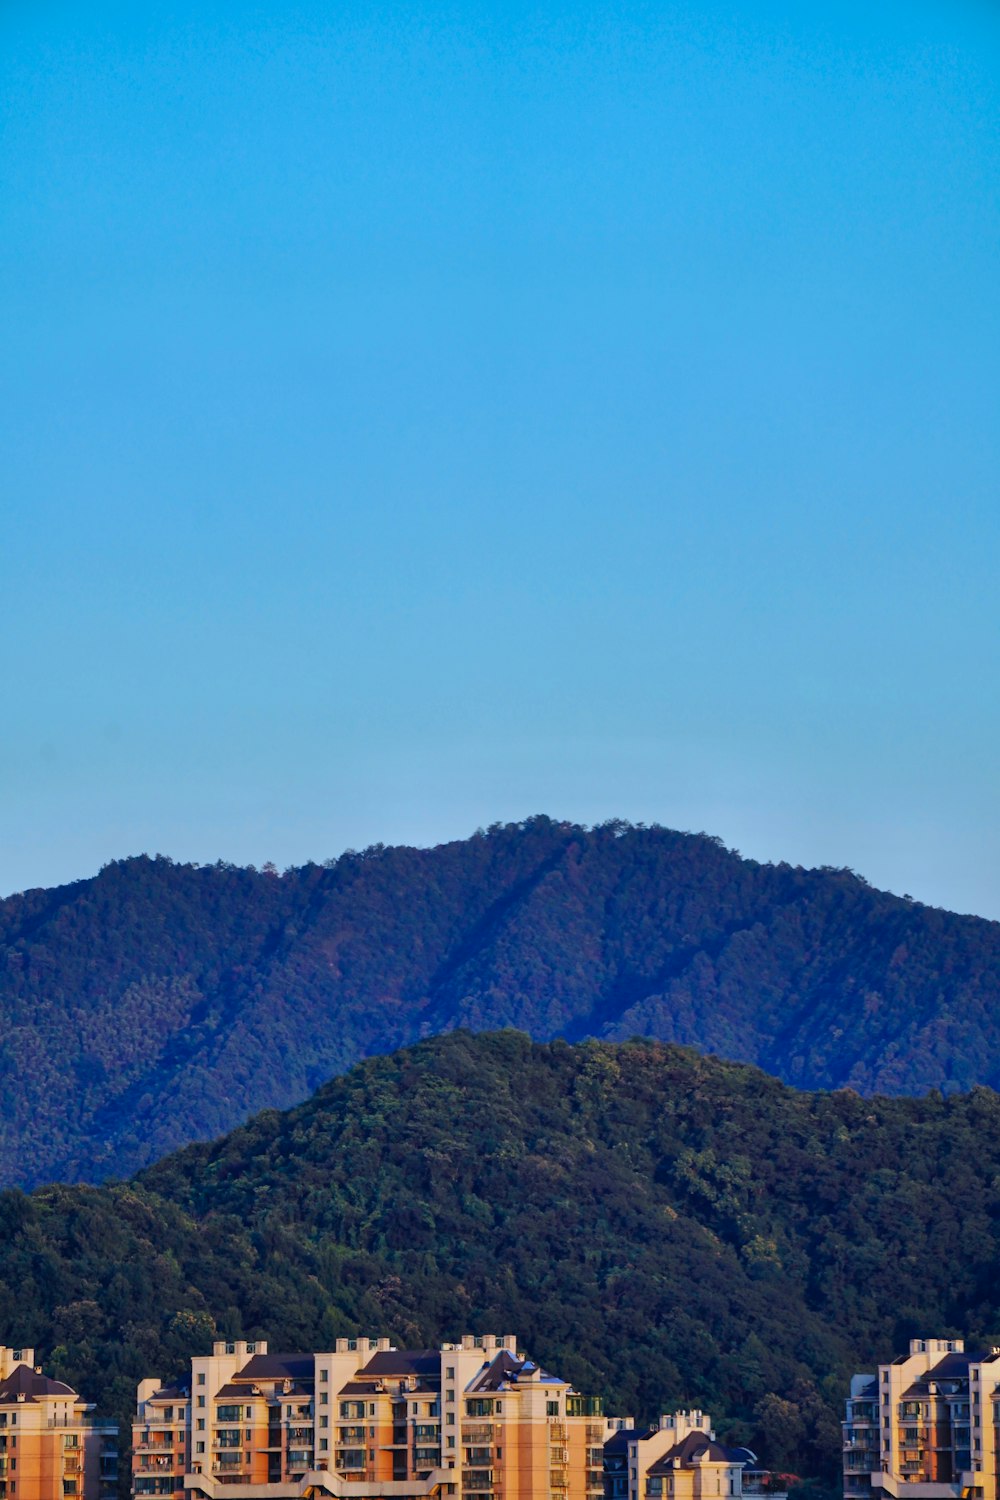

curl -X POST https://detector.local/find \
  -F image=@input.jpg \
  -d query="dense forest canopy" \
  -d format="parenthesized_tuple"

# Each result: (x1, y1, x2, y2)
(2, 1032, 1000, 1492)
(2, 816, 999, 1187)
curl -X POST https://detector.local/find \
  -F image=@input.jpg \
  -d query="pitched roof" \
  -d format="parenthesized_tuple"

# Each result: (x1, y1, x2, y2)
(0, 1364, 77, 1404)
(235, 1354, 315, 1383)
(360, 1351, 441, 1380)
(647, 1432, 742, 1474)
(468, 1352, 522, 1392)
(604, 1429, 656, 1455)
(929, 1353, 980, 1378)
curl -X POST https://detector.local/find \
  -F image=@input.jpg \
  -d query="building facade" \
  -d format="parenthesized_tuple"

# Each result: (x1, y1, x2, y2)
(844, 1338, 1000, 1500)
(133, 1334, 622, 1500)
(603, 1411, 748, 1500)
(0, 1346, 117, 1500)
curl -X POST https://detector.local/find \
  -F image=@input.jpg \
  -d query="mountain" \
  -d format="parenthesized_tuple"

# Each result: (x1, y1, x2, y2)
(2, 816, 999, 1188)
(4, 1031, 1000, 1491)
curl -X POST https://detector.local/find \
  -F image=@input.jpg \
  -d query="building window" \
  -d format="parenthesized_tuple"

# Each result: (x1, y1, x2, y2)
(195, 1444, 204, 1455)
(547, 1402, 559, 1417)
(197, 1376, 205, 1386)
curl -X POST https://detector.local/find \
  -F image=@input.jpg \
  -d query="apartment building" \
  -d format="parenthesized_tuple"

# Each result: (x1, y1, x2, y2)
(133, 1333, 622, 1500)
(603, 1411, 749, 1500)
(844, 1338, 1000, 1500)
(0, 1346, 117, 1500)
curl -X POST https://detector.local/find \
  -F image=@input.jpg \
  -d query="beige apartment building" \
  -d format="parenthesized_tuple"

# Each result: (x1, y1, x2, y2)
(844, 1338, 1000, 1500)
(0, 1346, 117, 1500)
(133, 1333, 622, 1500)
(602, 1410, 751, 1500)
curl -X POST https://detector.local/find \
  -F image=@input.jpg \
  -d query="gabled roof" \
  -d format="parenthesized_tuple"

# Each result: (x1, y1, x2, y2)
(647, 1432, 743, 1474)
(469, 1352, 522, 1392)
(0, 1364, 77, 1404)
(149, 1384, 190, 1401)
(466, 1351, 565, 1392)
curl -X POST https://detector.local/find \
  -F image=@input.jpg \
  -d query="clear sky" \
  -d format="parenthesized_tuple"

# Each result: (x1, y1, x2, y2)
(2, 0, 998, 917)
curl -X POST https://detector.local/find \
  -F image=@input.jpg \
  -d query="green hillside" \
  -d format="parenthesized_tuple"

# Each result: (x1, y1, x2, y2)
(3, 817, 1000, 1188)
(2, 1032, 1000, 1488)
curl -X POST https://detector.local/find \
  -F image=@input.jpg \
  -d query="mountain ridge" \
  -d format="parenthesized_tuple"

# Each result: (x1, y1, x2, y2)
(2, 815, 999, 1188)
(4, 1031, 1000, 1491)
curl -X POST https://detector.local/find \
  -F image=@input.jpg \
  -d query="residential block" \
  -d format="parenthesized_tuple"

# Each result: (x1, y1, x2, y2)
(844, 1338, 1000, 1500)
(133, 1334, 624, 1500)
(0, 1347, 117, 1500)
(603, 1410, 754, 1500)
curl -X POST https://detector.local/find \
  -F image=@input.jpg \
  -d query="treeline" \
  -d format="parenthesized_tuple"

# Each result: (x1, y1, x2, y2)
(2, 816, 1000, 1187)
(2, 1033, 1000, 1490)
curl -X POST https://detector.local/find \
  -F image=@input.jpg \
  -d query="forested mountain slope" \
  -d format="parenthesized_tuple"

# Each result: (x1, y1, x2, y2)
(2, 816, 999, 1187)
(3, 1033, 1000, 1488)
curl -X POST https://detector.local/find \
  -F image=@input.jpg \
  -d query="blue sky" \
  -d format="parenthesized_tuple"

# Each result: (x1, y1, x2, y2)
(2, 0, 998, 917)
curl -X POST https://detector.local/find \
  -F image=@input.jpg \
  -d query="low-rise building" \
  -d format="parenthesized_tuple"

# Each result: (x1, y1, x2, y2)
(844, 1337, 1000, 1500)
(603, 1411, 749, 1500)
(0, 1346, 117, 1500)
(133, 1333, 622, 1500)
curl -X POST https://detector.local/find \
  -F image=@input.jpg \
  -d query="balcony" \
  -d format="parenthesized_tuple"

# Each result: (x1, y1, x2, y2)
(336, 1453, 366, 1471)
(463, 1427, 494, 1444)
